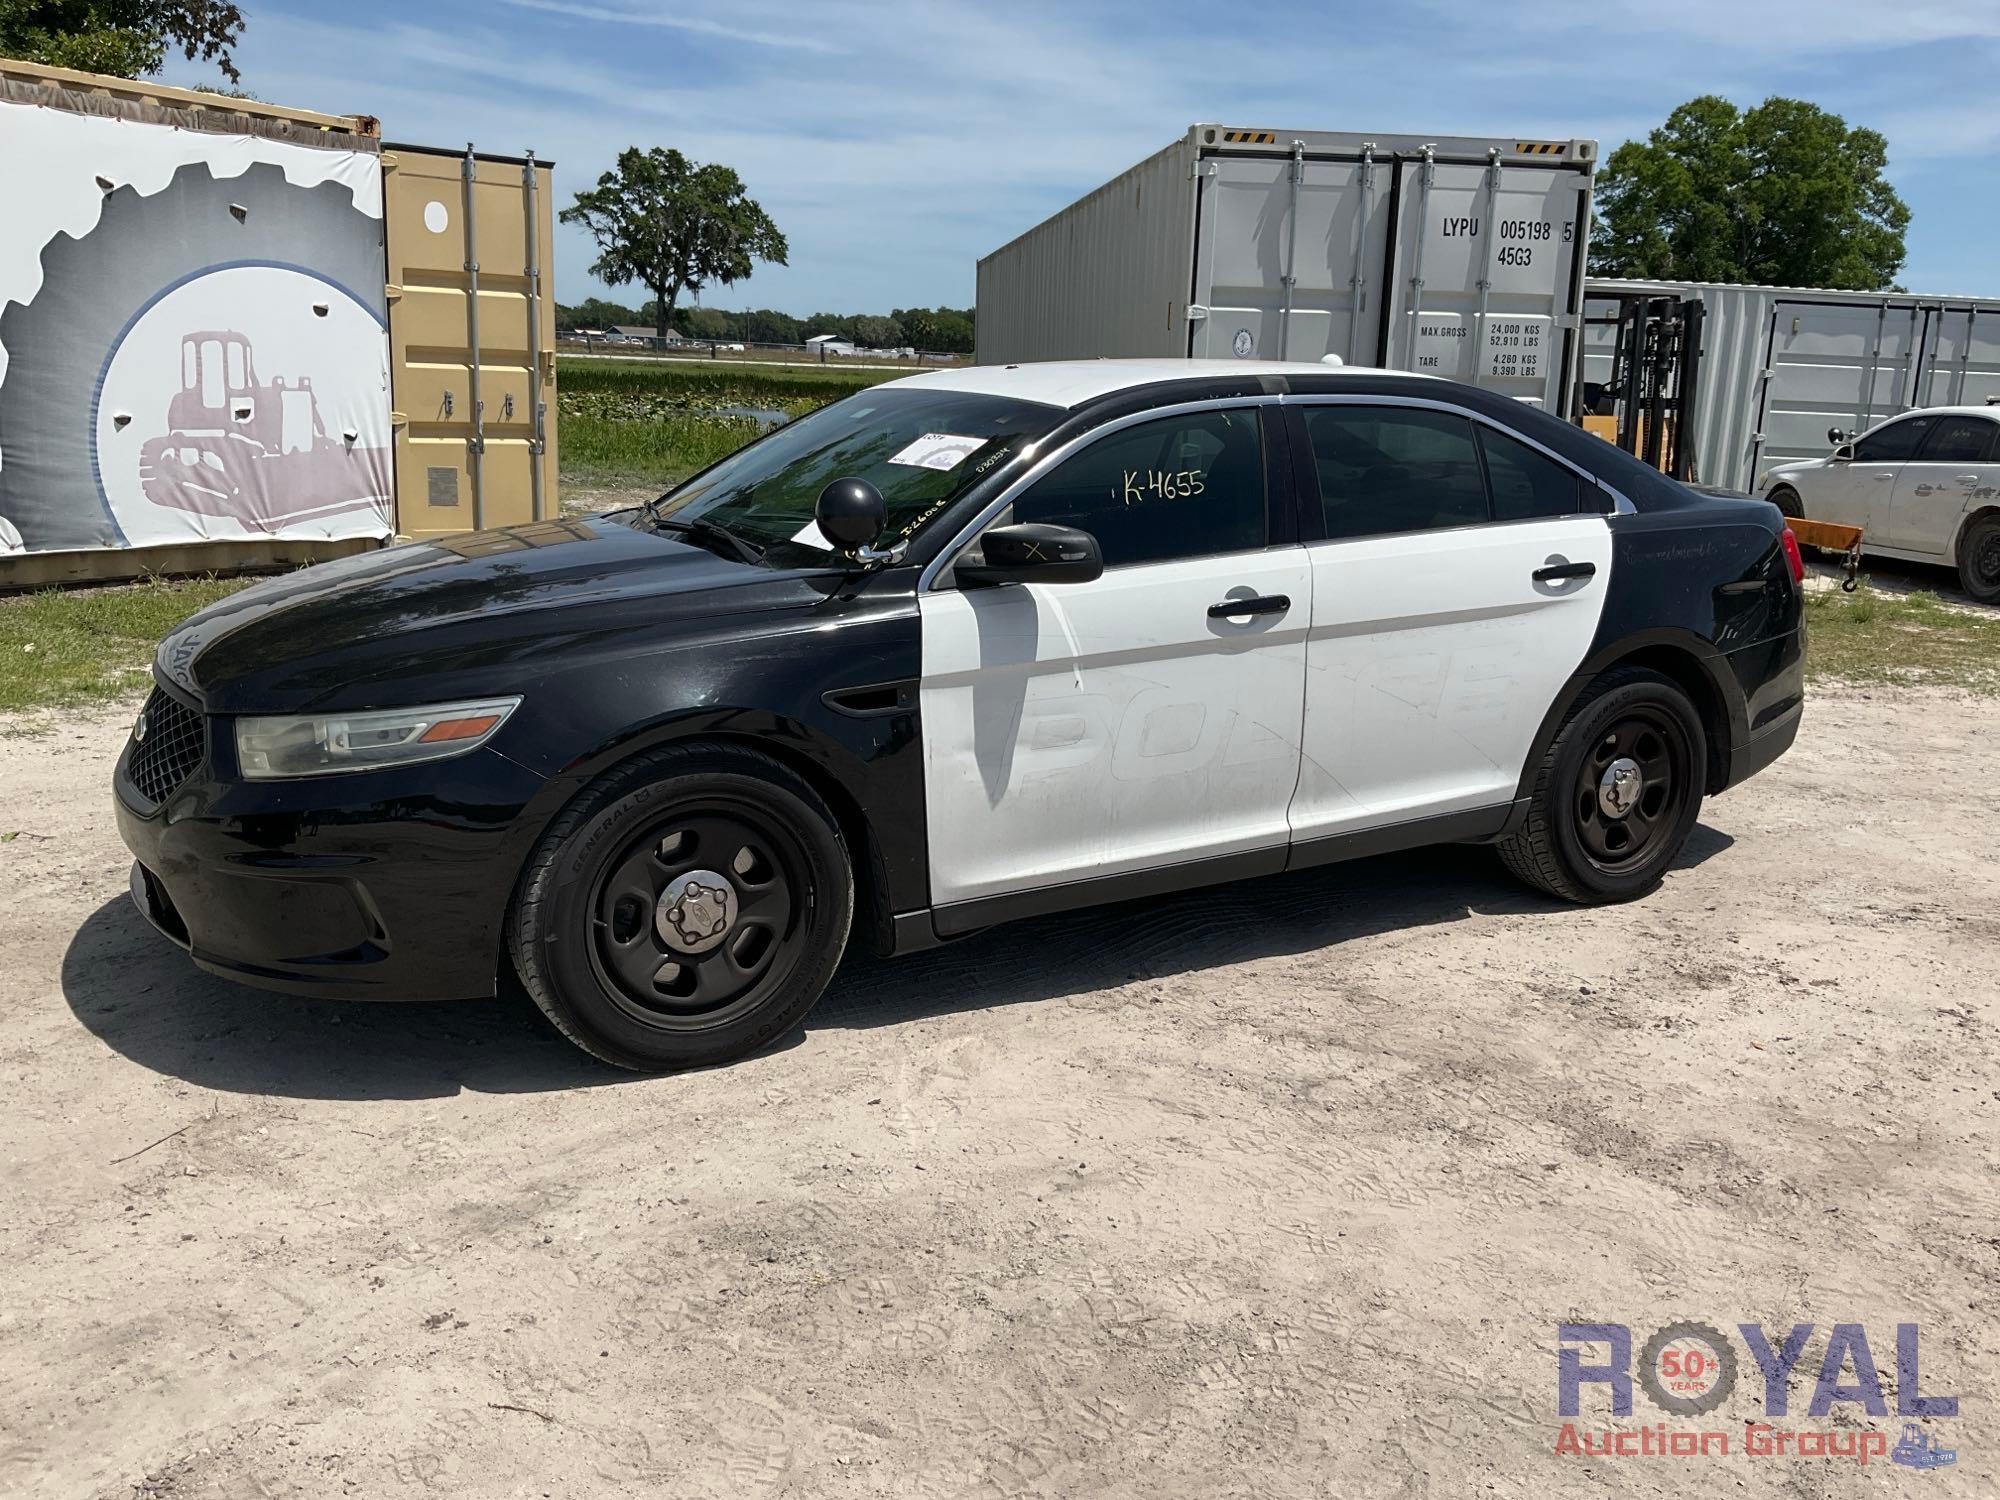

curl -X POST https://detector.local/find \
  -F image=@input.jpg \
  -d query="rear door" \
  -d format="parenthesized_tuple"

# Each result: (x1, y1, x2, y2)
(1884, 412, 2000, 554)
(918, 401, 1310, 912)
(1284, 398, 1612, 842)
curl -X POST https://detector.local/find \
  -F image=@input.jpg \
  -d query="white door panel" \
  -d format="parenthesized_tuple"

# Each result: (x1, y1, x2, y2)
(1290, 516, 1612, 838)
(1887, 467, 1986, 554)
(920, 551, 1311, 907)
(1804, 461, 1895, 529)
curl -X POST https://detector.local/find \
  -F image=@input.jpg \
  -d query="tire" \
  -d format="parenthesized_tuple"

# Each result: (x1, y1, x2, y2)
(508, 743, 854, 1072)
(1498, 667, 1707, 905)
(1957, 514, 2000, 605)
(1768, 485, 1804, 520)
(0, 161, 387, 551)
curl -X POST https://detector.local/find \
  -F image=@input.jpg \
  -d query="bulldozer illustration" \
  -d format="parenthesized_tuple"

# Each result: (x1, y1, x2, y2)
(137, 330, 391, 532)
(1891, 1421, 1957, 1470)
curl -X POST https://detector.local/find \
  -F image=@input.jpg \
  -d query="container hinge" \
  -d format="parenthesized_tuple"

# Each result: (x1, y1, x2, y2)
(1186, 304, 1211, 322)
(384, 283, 404, 302)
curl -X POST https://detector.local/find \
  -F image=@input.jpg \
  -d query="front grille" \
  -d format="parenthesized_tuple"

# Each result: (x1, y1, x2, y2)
(129, 688, 205, 805)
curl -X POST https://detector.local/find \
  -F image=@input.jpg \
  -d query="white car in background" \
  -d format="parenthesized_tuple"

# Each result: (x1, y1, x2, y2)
(1760, 405, 2000, 603)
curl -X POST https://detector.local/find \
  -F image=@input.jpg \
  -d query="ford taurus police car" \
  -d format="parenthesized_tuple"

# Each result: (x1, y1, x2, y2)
(117, 361, 1806, 1071)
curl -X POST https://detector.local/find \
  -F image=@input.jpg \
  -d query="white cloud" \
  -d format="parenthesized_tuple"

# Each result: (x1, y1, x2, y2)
(166, 0, 2000, 310)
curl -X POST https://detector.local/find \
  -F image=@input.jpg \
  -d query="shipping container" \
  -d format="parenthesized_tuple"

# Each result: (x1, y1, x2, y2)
(976, 124, 1599, 411)
(383, 143, 558, 538)
(1580, 278, 2000, 492)
(0, 60, 558, 587)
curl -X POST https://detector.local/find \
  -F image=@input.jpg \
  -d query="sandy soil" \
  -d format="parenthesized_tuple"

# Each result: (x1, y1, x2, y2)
(1, 686, 1994, 1498)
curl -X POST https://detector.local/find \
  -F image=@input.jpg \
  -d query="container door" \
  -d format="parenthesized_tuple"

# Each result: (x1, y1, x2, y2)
(1378, 156, 1588, 408)
(1758, 300, 1925, 479)
(1190, 154, 1390, 364)
(1915, 307, 2000, 408)
(383, 146, 557, 538)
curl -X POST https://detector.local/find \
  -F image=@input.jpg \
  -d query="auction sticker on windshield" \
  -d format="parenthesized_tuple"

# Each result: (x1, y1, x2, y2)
(888, 433, 987, 470)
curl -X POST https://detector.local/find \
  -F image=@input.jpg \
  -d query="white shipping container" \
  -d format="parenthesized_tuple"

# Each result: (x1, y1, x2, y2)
(977, 125, 1598, 412)
(1582, 278, 2000, 492)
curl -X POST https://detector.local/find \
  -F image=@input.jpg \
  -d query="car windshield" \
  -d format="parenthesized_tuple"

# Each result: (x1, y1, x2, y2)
(653, 387, 1062, 567)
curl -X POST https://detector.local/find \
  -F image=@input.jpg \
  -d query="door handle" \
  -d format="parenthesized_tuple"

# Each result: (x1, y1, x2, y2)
(1874, 472, 1894, 482)
(1957, 475, 1981, 484)
(1207, 593, 1290, 618)
(1532, 560, 1597, 582)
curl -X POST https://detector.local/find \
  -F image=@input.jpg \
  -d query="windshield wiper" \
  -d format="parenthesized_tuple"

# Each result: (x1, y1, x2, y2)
(652, 515, 766, 566)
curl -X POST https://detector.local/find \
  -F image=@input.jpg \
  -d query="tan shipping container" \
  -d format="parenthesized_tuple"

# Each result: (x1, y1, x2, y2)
(383, 143, 558, 538)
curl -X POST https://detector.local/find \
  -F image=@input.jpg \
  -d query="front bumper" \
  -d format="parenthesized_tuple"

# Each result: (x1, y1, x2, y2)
(114, 686, 556, 1000)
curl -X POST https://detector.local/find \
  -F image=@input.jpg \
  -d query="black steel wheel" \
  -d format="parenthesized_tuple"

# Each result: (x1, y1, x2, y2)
(1499, 666, 1707, 904)
(1568, 705, 1694, 874)
(589, 801, 807, 1028)
(1768, 485, 1803, 520)
(1959, 514, 2000, 605)
(509, 744, 853, 1072)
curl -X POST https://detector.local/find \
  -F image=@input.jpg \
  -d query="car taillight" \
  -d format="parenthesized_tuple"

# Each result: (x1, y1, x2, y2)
(1780, 526, 1806, 585)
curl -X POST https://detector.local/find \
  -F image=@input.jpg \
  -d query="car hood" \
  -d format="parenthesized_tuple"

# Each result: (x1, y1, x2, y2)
(158, 514, 843, 713)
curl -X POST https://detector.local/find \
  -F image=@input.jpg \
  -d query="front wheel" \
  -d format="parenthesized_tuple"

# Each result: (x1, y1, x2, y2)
(1958, 515, 2000, 605)
(1768, 485, 1804, 520)
(1498, 667, 1706, 904)
(508, 744, 854, 1071)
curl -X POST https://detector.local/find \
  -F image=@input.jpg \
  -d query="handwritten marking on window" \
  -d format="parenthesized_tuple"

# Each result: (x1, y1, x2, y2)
(1119, 469, 1206, 505)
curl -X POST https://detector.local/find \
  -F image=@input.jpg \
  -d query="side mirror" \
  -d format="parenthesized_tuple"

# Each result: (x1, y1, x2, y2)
(1832, 442, 1856, 462)
(815, 477, 886, 550)
(956, 522, 1103, 587)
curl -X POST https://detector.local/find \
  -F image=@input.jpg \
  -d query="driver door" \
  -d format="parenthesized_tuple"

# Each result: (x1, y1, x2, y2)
(1820, 413, 1936, 532)
(917, 403, 1310, 919)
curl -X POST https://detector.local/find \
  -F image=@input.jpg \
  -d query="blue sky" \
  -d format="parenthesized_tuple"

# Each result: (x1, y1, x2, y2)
(164, 0, 2000, 313)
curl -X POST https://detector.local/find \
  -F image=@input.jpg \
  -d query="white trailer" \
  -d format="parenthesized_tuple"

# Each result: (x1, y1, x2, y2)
(976, 124, 1599, 412)
(1581, 278, 2000, 492)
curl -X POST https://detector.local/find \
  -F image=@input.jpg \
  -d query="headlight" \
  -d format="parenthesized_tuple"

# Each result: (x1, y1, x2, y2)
(235, 696, 520, 779)
(1754, 471, 1770, 493)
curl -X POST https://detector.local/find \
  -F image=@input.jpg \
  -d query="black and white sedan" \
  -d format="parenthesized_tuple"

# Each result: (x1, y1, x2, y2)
(117, 360, 1806, 1071)
(1760, 404, 2000, 603)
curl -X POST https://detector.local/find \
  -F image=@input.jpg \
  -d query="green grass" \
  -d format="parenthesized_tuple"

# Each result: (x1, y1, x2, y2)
(0, 575, 250, 714)
(1804, 584, 2000, 694)
(556, 354, 893, 411)
(556, 354, 900, 488)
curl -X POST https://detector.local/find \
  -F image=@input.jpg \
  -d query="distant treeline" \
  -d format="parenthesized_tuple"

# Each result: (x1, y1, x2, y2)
(556, 298, 976, 354)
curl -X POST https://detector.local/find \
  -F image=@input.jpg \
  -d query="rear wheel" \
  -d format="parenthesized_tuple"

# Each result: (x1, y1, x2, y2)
(1958, 515, 2000, 605)
(509, 744, 853, 1072)
(1768, 485, 1804, 520)
(1498, 667, 1706, 904)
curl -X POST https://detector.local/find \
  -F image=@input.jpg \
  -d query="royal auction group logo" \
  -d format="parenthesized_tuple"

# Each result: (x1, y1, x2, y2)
(1557, 1321, 1958, 1470)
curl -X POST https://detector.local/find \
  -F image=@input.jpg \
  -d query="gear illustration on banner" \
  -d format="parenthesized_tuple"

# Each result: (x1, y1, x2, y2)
(0, 160, 389, 552)
(1637, 1320, 1739, 1416)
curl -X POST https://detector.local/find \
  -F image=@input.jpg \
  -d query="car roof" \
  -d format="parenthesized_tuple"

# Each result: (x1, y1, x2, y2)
(1874, 405, 2000, 422)
(885, 358, 1423, 409)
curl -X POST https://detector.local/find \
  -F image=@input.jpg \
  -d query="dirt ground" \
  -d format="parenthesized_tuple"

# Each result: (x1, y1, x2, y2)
(2, 684, 1994, 1499)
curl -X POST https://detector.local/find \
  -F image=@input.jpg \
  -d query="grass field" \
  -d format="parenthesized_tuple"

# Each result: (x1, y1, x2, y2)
(557, 355, 898, 488)
(0, 575, 247, 715)
(1802, 584, 2000, 693)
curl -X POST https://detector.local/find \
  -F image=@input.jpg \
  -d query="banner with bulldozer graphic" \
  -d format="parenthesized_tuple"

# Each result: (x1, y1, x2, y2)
(0, 73, 394, 557)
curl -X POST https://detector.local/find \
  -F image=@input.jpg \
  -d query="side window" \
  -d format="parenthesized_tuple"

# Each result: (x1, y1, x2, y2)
(1005, 408, 1265, 568)
(1478, 425, 1584, 520)
(1853, 416, 1935, 464)
(1301, 406, 1488, 540)
(1913, 415, 1998, 464)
